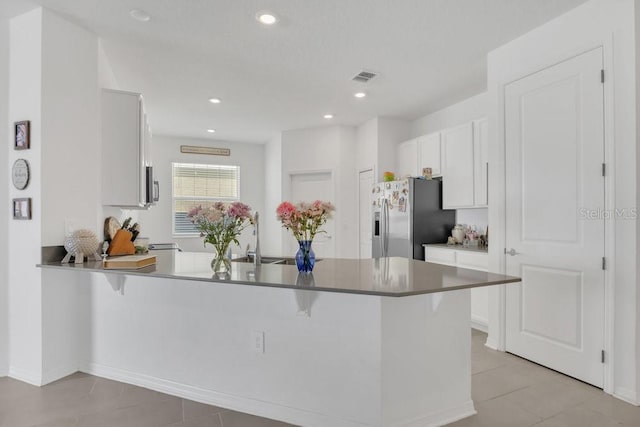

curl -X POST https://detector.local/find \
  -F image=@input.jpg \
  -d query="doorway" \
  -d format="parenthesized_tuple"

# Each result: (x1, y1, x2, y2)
(288, 171, 336, 258)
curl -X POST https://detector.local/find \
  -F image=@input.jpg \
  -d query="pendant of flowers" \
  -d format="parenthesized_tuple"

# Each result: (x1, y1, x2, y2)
(188, 201, 253, 277)
(276, 200, 335, 273)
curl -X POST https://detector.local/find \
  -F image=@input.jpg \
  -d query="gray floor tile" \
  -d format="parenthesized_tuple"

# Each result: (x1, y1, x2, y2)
(576, 393, 640, 426)
(166, 413, 222, 427)
(219, 410, 290, 427)
(503, 379, 601, 419)
(182, 399, 225, 420)
(0, 330, 634, 427)
(533, 406, 625, 427)
(448, 395, 542, 427)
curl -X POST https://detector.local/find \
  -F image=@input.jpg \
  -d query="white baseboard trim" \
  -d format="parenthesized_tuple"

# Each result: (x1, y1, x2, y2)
(41, 363, 79, 386)
(0, 369, 8, 377)
(614, 387, 640, 406)
(82, 362, 370, 427)
(9, 366, 42, 386)
(471, 316, 488, 333)
(398, 400, 476, 427)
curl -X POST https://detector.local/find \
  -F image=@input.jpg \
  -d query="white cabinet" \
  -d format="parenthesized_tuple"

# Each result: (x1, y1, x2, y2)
(441, 119, 489, 209)
(417, 132, 441, 177)
(102, 89, 153, 209)
(396, 138, 419, 178)
(473, 119, 489, 207)
(442, 123, 475, 208)
(425, 246, 489, 332)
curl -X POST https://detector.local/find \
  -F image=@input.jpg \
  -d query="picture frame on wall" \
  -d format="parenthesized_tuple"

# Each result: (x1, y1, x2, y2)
(14, 120, 30, 150)
(13, 198, 32, 220)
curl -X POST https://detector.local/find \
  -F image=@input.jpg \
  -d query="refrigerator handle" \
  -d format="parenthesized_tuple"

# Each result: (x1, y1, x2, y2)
(383, 198, 389, 257)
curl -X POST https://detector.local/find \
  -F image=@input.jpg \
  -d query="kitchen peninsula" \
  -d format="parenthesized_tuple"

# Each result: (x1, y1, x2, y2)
(39, 252, 519, 427)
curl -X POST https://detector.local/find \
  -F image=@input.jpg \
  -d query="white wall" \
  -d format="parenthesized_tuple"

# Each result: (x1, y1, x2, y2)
(8, 7, 102, 385)
(8, 8, 44, 384)
(41, 9, 100, 244)
(377, 117, 409, 181)
(410, 92, 488, 138)
(486, 0, 638, 402)
(281, 126, 358, 258)
(0, 15, 9, 377)
(137, 135, 265, 254)
(263, 133, 283, 256)
(356, 117, 378, 174)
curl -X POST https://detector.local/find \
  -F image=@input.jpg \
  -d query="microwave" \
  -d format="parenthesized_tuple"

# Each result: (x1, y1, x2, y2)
(145, 166, 159, 206)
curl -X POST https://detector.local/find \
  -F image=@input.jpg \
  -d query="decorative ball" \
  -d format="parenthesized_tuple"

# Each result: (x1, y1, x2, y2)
(64, 229, 100, 257)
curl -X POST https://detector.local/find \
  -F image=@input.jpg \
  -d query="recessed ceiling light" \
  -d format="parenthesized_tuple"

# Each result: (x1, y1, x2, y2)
(324, 114, 334, 119)
(256, 12, 278, 25)
(354, 92, 367, 98)
(207, 129, 216, 133)
(130, 9, 151, 22)
(208, 98, 221, 104)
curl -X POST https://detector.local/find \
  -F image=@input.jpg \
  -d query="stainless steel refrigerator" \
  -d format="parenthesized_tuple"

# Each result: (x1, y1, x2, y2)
(372, 178, 455, 260)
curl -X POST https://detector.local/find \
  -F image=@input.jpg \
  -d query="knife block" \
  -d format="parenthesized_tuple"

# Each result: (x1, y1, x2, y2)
(107, 229, 136, 256)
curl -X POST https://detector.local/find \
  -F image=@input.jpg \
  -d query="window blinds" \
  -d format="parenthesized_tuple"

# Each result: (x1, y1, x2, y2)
(172, 163, 240, 234)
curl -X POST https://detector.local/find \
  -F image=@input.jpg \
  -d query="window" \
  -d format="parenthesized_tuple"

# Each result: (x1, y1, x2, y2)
(172, 163, 240, 235)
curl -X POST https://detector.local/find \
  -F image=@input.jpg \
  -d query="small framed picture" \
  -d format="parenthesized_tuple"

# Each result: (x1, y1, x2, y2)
(14, 121, 30, 150)
(13, 198, 32, 220)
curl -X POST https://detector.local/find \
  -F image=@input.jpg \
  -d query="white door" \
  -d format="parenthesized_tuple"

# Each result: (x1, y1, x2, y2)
(358, 169, 374, 259)
(289, 172, 336, 258)
(504, 48, 605, 387)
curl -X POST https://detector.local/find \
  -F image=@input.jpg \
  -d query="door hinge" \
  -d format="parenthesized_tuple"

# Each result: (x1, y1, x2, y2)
(601, 350, 605, 363)
(602, 163, 606, 177)
(601, 69, 605, 83)
(602, 257, 607, 270)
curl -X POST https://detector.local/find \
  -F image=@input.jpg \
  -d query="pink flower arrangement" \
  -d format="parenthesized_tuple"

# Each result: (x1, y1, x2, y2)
(188, 202, 254, 254)
(276, 200, 335, 241)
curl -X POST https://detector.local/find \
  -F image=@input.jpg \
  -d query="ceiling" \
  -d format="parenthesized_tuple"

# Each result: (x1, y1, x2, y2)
(5, 0, 587, 143)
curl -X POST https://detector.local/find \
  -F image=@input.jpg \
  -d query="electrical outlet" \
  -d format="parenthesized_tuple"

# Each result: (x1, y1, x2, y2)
(251, 330, 265, 353)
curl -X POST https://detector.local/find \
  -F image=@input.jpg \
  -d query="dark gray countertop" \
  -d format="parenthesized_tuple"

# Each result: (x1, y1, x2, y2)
(38, 251, 519, 297)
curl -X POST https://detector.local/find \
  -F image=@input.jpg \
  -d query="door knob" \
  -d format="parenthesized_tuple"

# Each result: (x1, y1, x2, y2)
(505, 248, 520, 256)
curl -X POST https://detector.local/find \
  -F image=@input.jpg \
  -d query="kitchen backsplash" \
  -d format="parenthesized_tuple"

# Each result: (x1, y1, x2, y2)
(456, 208, 488, 234)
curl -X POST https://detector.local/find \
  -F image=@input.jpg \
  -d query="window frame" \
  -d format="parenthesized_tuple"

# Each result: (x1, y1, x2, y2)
(171, 162, 241, 237)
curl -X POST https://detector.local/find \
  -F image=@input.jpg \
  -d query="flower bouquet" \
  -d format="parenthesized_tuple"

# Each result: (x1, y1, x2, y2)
(188, 202, 253, 277)
(276, 200, 335, 273)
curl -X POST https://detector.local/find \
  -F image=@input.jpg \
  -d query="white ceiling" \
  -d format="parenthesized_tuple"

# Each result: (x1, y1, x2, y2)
(7, 0, 587, 143)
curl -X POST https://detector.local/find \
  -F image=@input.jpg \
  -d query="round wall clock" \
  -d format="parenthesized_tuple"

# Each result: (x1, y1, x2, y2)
(12, 158, 30, 190)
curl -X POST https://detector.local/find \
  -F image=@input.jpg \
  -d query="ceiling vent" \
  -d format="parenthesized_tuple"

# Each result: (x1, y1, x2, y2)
(352, 70, 377, 83)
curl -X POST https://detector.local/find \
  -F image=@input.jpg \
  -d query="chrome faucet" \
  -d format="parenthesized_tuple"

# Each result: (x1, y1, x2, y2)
(246, 211, 261, 266)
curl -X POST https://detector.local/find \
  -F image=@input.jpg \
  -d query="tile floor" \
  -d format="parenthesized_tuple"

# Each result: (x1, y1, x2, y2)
(0, 330, 638, 426)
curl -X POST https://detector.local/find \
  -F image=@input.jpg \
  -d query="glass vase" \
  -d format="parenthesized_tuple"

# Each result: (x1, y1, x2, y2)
(211, 243, 231, 279)
(295, 240, 315, 273)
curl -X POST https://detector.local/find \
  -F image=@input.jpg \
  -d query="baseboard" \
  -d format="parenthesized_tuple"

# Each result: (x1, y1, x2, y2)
(614, 387, 640, 406)
(398, 400, 476, 427)
(9, 365, 42, 386)
(82, 362, 370, 427)
(471, 316, 488, 333)
(41, 363, 79, 386)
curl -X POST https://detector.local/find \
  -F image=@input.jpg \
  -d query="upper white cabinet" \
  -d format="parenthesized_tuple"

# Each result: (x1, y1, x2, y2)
(418, 132, 441, 177)
(396, 138, 419, 178)
(442, 122, 475, 208)
(102, 89, 152, 209)
(473, 118, 489, 207)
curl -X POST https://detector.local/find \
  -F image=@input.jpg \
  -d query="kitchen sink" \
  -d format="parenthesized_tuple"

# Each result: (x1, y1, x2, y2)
(232, 256, 320, 266)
